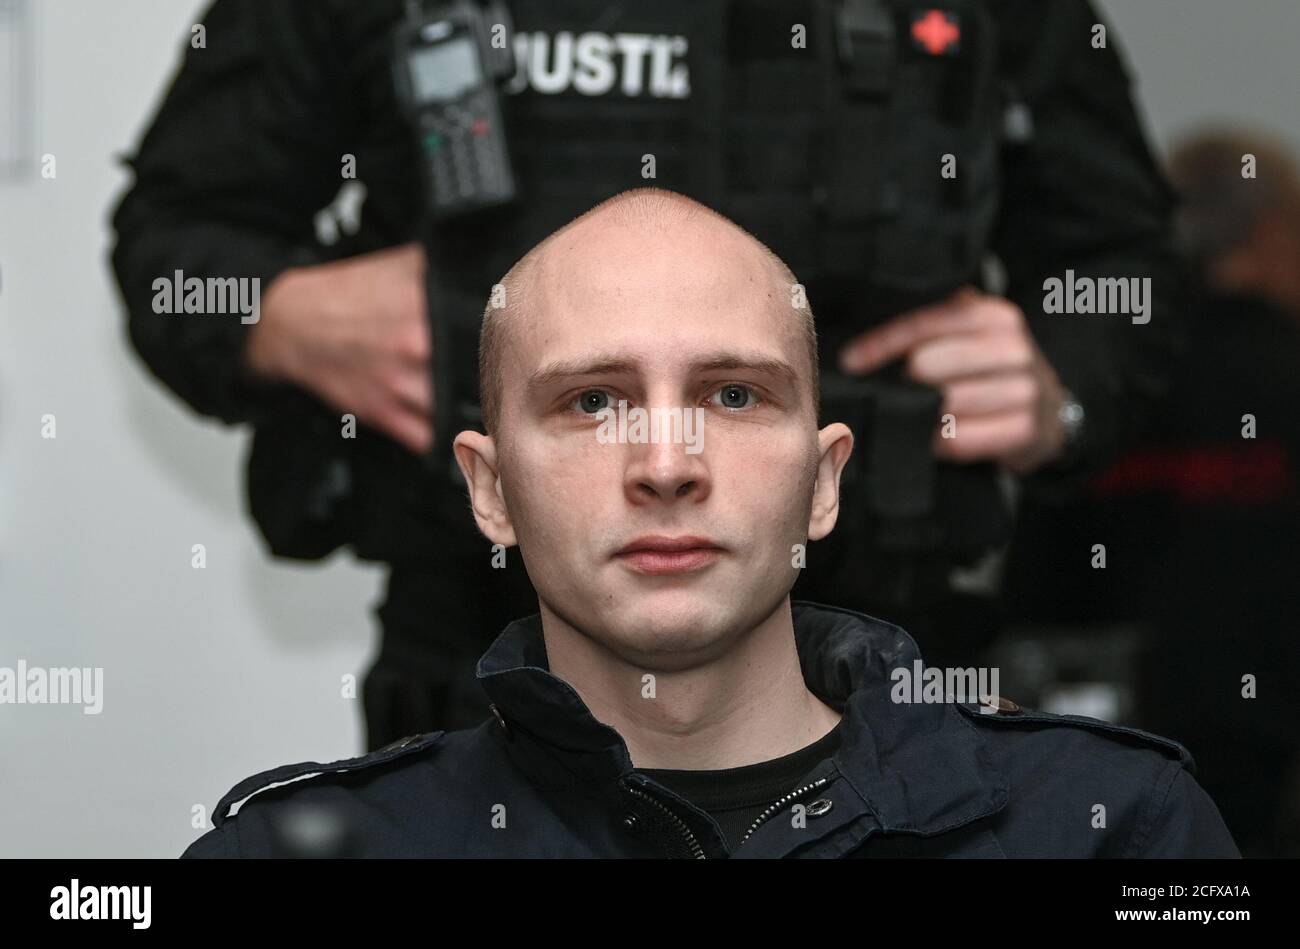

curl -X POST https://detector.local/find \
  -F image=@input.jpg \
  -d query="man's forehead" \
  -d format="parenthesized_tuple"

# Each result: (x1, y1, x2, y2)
(503, 279, 804, 384)
(512, 224, 793, 341)
(539, 218, 776, 301)
(485, 196, 817, 425)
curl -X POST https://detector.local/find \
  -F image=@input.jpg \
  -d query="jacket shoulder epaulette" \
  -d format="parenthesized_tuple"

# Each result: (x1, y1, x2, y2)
(954, 699, 1195, 771)
(212, 731, 445, 828)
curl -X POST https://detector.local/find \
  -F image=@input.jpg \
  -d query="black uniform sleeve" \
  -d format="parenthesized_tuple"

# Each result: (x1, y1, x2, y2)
(180, 825, 236, 858)
(1132, 762, 1241, 858)
(991, 0, 1186, 498)
(109, 0, 347, 425)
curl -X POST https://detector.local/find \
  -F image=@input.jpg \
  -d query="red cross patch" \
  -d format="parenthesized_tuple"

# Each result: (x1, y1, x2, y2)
(911, 9, 961, 56)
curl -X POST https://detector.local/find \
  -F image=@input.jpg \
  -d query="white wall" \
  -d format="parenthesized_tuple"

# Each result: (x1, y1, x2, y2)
(1100, 0, 1300, 156)
(0, 0, 380, 858)
(2, 0, 1298, 857)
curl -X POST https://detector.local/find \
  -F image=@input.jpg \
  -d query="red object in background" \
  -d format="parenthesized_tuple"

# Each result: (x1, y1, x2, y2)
(1088, 439, 1295, 505)
(911, 9, 961, 56)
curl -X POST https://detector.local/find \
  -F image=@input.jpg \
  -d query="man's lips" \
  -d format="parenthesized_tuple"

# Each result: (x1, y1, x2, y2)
(613, 536, 725, 575)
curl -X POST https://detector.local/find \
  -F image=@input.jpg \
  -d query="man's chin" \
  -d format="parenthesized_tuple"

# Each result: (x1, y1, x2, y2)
(593, 576, 779, 667)
(587, 590, 734, 665)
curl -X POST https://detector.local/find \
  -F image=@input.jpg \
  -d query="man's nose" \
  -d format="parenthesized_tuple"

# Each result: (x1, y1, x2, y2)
(623, 428, 710, 506)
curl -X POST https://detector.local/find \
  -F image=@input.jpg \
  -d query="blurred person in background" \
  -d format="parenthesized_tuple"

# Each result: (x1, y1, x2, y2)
(1001, 129, 1300, 856)
(1134, 130, 1300, 857)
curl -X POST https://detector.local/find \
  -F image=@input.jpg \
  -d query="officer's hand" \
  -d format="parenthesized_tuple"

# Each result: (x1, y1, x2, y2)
(837, 287, 1068, 474)
(246, 242, 434, 454)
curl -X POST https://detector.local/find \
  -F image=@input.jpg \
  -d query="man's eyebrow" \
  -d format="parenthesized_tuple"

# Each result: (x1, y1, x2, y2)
(525, 352, 802, 392)
(527, 356, 641, 391)
(691, 353, 801, 388)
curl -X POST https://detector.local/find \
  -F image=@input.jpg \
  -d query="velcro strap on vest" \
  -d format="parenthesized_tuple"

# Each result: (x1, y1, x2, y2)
(837, 0, 896, 96)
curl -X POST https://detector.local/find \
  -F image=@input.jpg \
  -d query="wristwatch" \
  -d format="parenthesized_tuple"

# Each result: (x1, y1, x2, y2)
(1054, 389, 1086, 469)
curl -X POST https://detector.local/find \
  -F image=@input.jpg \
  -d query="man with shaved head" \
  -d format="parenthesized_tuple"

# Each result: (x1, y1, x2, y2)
(455, 188, 847, 776)
(184, 190, 1236, 859)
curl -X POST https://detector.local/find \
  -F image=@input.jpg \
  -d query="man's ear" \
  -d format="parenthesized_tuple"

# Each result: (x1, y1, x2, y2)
(453, 430, 518, 547)
(808, 422, 854, 542)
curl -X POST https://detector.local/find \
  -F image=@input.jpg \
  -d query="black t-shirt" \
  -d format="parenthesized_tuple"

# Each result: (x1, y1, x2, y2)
(637, 721, 843, 854)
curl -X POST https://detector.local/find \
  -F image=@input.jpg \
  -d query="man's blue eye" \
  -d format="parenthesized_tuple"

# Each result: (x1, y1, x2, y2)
(575, 390, 610, 414)
(714, 385, 753, 409)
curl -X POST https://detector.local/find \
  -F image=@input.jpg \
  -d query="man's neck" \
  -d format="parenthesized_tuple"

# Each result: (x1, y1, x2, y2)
(539, 598, 843, 770)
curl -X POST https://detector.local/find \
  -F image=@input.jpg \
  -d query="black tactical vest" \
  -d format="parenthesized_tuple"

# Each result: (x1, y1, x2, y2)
(434, 0, 1002, 337)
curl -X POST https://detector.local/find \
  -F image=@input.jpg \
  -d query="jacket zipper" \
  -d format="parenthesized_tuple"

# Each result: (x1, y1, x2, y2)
(624, 782, 706, 859)
(738, 776, 830, 849)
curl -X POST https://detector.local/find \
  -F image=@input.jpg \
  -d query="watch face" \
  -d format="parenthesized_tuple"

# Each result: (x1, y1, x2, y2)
(1052, 398, 1086, 469)
(1059, 399, 1085, 432)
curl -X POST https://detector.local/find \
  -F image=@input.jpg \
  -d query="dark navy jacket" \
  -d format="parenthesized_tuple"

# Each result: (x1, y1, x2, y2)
(183, 603, 1239, 858)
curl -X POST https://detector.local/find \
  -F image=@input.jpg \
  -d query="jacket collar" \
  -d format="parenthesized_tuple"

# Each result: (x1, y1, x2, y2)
(476, 600, 1007, 835)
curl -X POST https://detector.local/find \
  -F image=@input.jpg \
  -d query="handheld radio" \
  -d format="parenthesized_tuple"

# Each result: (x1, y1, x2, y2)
(392, 0, 519, 486)
(392, 0, 518, 220)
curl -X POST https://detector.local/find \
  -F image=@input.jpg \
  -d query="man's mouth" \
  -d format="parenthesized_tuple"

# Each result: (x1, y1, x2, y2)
(613, 535, 725, 576)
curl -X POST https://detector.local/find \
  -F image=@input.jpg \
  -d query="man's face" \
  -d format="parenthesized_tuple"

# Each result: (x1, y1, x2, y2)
(463, 218, 848, 671)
